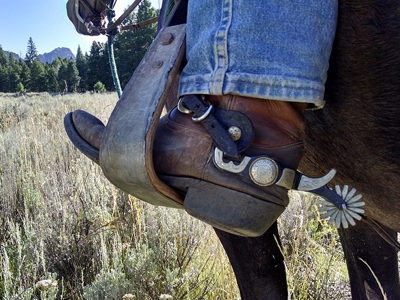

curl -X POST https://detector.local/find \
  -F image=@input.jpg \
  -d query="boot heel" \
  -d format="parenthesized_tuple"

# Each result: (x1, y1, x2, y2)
(184, 182, 285, 237)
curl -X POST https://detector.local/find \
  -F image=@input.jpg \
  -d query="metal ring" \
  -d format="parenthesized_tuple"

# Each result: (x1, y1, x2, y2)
(177, 98, 192, 114)
(192, 104, 213, 122)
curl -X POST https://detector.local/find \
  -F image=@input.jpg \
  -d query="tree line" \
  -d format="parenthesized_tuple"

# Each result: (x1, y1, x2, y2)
(0, 0, 157, 94)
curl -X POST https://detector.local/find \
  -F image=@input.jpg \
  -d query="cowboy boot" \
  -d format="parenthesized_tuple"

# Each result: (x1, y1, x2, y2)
(66, 95, 306, 236)
(152, 95, 306, 234)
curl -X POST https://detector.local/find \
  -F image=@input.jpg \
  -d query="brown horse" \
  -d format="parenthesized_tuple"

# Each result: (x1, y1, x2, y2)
(216, 0, 400, 299)
(66, 0, 400, 298)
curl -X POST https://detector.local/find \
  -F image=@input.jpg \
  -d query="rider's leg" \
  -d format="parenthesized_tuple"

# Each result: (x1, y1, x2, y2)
(179, 0, 337, 108)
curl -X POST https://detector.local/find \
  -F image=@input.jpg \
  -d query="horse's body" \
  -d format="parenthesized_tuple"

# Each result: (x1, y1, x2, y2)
(67, 0, 400, 298)
(217, 0, 400, 299)
(302, 1, 400, 298)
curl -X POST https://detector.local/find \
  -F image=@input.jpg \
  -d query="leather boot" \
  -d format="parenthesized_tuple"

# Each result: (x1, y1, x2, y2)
(66, 95, 306, 236)
(152, 95, 306, 234)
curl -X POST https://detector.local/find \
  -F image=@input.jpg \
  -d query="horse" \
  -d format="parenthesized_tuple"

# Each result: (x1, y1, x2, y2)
(66, 0, 400, 298)
(216, 0, 400, 299)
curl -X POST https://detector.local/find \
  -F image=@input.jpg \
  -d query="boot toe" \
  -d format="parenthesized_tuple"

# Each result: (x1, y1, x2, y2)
(72, 110, 105, 150)
(64, 110, 105, 164)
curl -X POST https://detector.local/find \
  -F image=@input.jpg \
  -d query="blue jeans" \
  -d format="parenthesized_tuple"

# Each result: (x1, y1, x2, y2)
(178, 0, 337, 108)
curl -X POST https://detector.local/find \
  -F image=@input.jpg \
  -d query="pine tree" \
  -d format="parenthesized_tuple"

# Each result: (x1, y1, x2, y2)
(0, 46, 8, 91)
(58, 59, 80, 93)
(8, 53, 15, 66)
(66, 60, 80, 92)
(30, 60, 47, 92)
(86, 41, 104, 91)
(58, 59, 69, 92)
(100, 43, 113, 91)
(1, 54, 22, 92)
(76, 45, 87, 92)
(25, 37, 39, 64)
(19, 61, 31, 91)
(0, 65, 9, 92)
(0, 46, 7, 66)
(45, 64, 59, 92)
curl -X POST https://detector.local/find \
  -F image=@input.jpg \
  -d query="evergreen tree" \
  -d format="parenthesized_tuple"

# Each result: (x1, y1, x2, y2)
(76, 45, 87, 91)
(114, 0, 157, 88)
(0, 46, 7, 66)
(76, 46, 86, 76)
(100, 43, 113, 91)
(45, 63, 59, 92)
(30, 60, 47, 92)
(0, 46, 8, 91)
(66, 59, 80, 92)
(10, 60, 23, 92)
(19, 60, 31, 91)
(8, 53, 15, 66)
(58, 59, 80, 92)
(0, 66, 10, 92)
(86, 41, 104, 91)
(0, 66, 5, 91)
(25, 37, 39, 64)
(58, 59, 69, 92)
(0, 54, 22, 92)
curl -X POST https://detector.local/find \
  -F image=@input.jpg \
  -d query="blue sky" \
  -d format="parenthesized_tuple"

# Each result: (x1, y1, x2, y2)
(0, 0, 161, 58)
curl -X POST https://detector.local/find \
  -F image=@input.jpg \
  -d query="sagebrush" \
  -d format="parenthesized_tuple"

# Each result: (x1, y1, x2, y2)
(0, 92, 351, 299)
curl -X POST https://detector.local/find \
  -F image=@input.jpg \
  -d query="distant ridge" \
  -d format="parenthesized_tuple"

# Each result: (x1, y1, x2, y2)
(3, 47, 75, 64)
(4, 50, 20, 60)
(38, 47, 75, 64)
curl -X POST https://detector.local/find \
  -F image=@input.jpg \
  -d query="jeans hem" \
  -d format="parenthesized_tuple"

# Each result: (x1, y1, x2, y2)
(178, 74, 325, 108)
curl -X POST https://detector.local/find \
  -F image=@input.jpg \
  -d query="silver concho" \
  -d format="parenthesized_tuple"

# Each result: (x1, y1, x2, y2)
(249, 157, 279, 186)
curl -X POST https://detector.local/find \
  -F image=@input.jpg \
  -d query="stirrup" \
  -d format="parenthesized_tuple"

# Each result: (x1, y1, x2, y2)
(64, 24, 186, 208)
(100, 24, 186, 209)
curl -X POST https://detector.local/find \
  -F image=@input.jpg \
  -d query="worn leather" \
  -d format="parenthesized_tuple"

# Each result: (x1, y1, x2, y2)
(66, 0, 109, 36)
(153, 95, 306, 207)
(72, 110, 105, 150)
(70, 95, 306, 208)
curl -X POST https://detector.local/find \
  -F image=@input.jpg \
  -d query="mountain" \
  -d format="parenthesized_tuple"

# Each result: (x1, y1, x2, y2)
(38, 47, 75, 64)
(4, 50, 20, 60)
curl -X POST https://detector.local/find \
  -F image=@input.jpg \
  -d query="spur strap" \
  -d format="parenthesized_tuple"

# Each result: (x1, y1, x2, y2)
(179, 95, 254, 158)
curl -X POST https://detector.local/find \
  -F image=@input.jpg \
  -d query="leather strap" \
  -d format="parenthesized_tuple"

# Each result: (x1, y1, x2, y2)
(180, 95, 254, 158)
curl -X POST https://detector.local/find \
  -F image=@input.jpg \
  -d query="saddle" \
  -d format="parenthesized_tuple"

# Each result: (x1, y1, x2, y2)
(66, 0, 110, 35)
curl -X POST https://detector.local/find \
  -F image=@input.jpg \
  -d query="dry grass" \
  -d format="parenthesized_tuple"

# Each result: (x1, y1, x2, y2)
(0, 92, 351, 299)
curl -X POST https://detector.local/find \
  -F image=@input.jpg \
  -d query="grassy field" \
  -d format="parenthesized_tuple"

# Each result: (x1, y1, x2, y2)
(0, 92, 351, 299)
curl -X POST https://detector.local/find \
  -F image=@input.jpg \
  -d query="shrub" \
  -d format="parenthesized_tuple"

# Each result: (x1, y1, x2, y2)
(0, 93, 238, 299)
(16, 82, 26, 93)
(93, 81, 106, 93)
(0, 92, 357, 299)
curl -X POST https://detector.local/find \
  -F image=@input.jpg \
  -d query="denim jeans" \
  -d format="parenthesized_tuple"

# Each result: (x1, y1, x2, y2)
(178, 0, 337, 108)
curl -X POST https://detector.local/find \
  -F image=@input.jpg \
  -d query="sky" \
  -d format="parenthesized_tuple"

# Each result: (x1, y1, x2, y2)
(0, 0, 162, 58)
